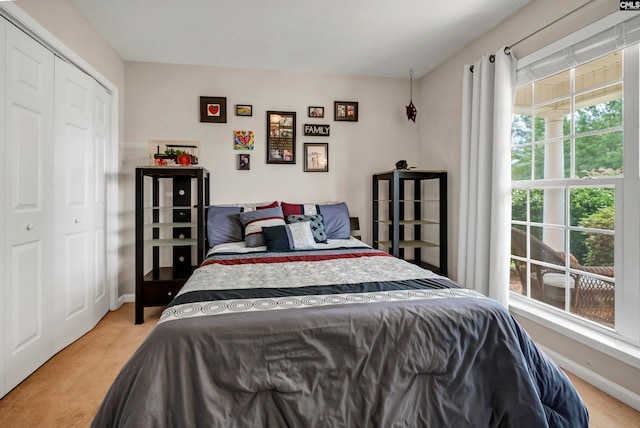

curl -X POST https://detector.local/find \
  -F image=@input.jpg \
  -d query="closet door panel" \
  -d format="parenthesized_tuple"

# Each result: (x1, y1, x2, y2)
(10, 242, 42, 348)
(53, 57, 95, 351)
(3, 22, 55, 394)
(92, 82, 109, 321)
(0, 15, 6, 399)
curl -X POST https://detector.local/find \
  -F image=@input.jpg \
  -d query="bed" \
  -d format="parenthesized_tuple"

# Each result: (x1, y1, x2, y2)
(92, 203, 588, 427)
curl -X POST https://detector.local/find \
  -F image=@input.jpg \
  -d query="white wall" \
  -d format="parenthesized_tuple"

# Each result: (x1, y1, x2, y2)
(416, 0, 640, 401)
(122, 61, 420, 295)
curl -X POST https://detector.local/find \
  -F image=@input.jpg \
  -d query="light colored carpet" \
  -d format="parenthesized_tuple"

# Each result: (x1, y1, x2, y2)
(0, 303, 638, 427)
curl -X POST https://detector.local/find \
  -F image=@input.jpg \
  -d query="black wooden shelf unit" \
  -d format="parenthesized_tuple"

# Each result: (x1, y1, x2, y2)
(372, 170, 447, 276)
(135, 166, 210, 324)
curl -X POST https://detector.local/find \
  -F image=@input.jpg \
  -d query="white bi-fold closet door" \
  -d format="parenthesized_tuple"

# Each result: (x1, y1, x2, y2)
(54, 55, 110, 349)
(1, 19, 109, 397)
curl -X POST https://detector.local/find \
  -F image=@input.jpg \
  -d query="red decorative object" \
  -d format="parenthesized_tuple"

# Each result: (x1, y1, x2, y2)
(177, 153, 192, 166)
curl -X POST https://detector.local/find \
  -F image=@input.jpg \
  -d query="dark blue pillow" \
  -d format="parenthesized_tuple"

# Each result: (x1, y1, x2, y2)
(262, 225, 293, 252)
(262, 223, 317, 252)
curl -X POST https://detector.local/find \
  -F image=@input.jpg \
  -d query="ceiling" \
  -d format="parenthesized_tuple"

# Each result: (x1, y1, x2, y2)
(69, 0, 531, 79)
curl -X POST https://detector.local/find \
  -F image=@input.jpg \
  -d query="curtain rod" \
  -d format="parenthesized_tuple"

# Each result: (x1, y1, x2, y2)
(504, 0, 596, 55)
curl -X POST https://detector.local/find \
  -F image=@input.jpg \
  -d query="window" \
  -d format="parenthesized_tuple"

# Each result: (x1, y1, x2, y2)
(510, 14, 640, 345)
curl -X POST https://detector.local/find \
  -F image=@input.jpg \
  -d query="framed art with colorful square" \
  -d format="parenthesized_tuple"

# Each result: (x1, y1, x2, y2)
(234, 130, 254, 150)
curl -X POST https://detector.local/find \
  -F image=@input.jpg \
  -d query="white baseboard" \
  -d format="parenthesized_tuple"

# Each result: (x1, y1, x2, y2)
(109, 294, 133, 312)
(539, 344, 640, 411)
(120, 293, 135, 304)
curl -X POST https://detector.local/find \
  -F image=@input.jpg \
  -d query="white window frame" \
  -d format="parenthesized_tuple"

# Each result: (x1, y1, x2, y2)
(510, 11, 640, 368)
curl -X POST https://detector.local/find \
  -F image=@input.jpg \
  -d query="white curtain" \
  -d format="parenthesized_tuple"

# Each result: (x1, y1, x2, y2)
(457, 49, 515, 306)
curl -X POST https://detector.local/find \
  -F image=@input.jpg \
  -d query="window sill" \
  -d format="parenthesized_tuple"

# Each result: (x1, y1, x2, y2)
(509, 296, 640, 370)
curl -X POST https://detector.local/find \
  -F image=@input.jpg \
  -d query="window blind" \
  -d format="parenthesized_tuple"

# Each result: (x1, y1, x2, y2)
(516, 13, 640, 85)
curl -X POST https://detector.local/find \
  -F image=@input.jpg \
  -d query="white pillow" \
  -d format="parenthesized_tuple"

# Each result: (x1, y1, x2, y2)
(289, 221, 317, 250)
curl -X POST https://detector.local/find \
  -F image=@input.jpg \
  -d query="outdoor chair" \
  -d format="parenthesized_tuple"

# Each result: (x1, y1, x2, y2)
(510, 227, 615, 325)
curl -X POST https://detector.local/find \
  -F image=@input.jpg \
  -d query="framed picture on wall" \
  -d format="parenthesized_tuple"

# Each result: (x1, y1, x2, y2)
(236, 104, 252, 116)
(266, 111, 296, 164)
(200, 96, 227, 123)
(308, 106, 324, 118)
(334, 101, 358, 122)
(304, 143, 328, 172)
(238, 154, 250, 170)
(233, 130, 255, 150)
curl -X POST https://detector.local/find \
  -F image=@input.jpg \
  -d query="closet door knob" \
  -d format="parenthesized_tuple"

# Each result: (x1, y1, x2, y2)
(75, 217, 81, 224)
(26, 224, 34, 231)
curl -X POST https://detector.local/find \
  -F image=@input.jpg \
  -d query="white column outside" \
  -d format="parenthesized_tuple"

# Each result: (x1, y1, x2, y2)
(543, 113, 565, 252)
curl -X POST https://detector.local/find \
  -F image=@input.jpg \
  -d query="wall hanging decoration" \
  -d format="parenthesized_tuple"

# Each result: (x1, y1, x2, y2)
(406, 70, 417, 122)
(304, 124, 330, 136)
(334, 101, 358, 122)
(200, 96, 227, 123)
(233, 130, 255, 150)
(238, 154, 250, 170)
(266, 111, 296, 164)
(308, 106, 324, 118)
(304, 143, 329, 172)
(236, 104, 252, 116)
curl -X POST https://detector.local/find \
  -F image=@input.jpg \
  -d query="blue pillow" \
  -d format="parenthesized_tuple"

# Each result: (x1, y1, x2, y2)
(318, 202, 351, 239)
(286, 214, 327, 243)
(239, 206, 286, 247)
(207, 206, 243, 247)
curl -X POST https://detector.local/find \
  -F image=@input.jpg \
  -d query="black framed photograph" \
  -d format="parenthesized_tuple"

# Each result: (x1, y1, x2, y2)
(334, 101, 358, 122)
(304, 143, 328, 172)
(266, 111, 296, 164)
(200, 96, 227, 123)
(236, 104, 253, 116)
(308, 106, 324, 118)
(238, 154, 250, 170)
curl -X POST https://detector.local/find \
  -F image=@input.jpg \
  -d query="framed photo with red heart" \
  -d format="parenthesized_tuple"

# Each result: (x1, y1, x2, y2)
(200, 96, 227, 123)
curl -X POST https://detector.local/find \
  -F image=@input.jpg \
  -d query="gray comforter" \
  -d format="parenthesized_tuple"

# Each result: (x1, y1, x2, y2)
(92, 247, 588, 427)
